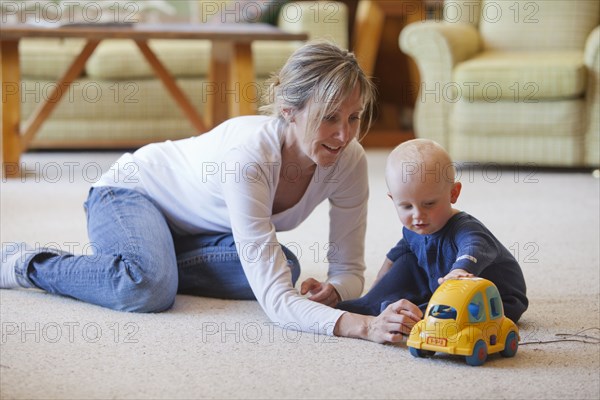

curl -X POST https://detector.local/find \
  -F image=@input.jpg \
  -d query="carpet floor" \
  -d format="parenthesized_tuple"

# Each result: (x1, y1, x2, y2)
(1, 150, 599, 399)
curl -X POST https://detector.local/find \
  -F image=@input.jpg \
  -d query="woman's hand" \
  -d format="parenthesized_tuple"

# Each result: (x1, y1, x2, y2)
(333, 299, 423, 344)
(367, 299, 423, 343)
(300, 278, 341, 307)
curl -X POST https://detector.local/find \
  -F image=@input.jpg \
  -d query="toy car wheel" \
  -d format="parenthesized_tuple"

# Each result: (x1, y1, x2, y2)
(465, 340, 487, 366)
(500, 331, 518, 358)
(409, 347, 435, 358)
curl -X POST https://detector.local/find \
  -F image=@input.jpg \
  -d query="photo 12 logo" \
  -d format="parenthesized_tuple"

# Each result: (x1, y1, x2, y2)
(197, 1, 340, 24)
(429, 1, 540, 24)
(1, 1, 142, 25)
(199, 321, 338, 344)
(1, 321, 140, 344)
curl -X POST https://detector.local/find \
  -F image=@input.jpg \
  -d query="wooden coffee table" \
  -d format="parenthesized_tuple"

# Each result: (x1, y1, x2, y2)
(1, 23, 307, 178)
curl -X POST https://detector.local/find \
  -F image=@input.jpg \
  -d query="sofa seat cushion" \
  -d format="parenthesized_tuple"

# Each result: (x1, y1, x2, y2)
(20, 38, 87, 79)
(86, 39, 212, 79)
(453, 51, 586, 101)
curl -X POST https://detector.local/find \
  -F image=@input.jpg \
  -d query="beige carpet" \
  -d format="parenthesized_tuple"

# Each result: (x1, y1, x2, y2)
(1, 150, 599, 399)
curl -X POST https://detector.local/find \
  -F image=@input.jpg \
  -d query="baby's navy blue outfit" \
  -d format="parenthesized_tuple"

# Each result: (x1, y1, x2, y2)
(337, 212, 528, 322)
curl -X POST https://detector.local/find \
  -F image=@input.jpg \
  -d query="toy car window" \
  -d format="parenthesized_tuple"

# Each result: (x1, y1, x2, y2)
(429, 304, 457, 320)
(489, 297, 501, 319)
(486, 286, 503, 319)
(467, 292, 486, 323)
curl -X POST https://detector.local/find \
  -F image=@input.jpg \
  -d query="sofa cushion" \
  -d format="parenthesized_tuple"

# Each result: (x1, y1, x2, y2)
(252, 41, 304, 76)
(453, 51, 587, 101)
(85, 39, 211, 79)
(252, 1, 349, 75)
(20, 38, 87, 79)
(84, 38, 302, 80)
(278, 1, 348, 49)
(479, 0, 599, 51)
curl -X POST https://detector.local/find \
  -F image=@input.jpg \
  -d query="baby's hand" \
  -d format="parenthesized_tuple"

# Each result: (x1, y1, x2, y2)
(438, 269, 474, 285)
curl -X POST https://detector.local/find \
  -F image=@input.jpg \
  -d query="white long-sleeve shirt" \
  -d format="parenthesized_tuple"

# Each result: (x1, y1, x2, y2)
(95, 115, 368, 335)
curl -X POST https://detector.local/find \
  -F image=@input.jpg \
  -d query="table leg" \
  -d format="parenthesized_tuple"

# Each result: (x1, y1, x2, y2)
(135, 40, 206, 133)
(229, 42, 257, 117)
(353, 0, 385, 76)
(207, 41, 233, 129)
(207, 41, 258, 129)
(1, 39, 21, 179)
(21, 40, 100, 150)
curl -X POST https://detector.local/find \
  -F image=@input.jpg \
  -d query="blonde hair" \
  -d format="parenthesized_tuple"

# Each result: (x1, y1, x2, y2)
(260, 40, 376, 141)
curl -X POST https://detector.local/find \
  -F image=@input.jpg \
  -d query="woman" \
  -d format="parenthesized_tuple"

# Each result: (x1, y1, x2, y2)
(1, 41, 422, 343)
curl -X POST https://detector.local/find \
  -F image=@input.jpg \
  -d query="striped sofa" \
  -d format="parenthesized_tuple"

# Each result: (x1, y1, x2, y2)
(400, 0, 599, 167)
(16, 1, 348, 149)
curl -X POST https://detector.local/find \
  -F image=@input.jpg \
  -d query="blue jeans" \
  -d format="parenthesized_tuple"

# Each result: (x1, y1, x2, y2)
(336, 250, 431, 316)
(17, 186, 300, 312)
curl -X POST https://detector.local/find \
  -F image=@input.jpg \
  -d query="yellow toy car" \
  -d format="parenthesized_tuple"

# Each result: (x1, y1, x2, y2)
(407, 277, 519, 366)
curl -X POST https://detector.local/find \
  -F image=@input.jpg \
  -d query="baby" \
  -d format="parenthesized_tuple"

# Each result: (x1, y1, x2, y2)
(337, 139, 528, 323)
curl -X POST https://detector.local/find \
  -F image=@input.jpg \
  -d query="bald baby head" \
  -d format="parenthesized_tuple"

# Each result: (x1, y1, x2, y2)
(385, 139, 456, 192)
(385, 139, 462, 235)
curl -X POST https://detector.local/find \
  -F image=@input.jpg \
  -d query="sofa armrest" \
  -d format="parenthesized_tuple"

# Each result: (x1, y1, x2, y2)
(277, 1, 348, 49)
(584, 26, 600, 166)
(584, 26, 600, 72)
(400, 21, 481, 74)
(399, 21, 480, 148)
